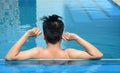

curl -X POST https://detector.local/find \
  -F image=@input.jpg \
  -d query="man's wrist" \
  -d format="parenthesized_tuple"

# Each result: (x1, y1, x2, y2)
(74, 35, 80, 41)
(24, 32, 30, 38)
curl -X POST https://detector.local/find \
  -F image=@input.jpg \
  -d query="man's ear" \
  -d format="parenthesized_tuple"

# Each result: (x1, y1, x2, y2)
(43, 35, 46, 40)
(61, 33, 64, 39)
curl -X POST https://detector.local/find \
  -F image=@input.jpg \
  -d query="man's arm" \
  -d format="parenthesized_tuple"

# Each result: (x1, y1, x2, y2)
(63, 32, 103, 59)
(5, 28, 41, 60)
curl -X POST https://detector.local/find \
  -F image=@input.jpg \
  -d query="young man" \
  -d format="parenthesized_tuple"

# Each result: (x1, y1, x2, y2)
(5, 15, 103, 60)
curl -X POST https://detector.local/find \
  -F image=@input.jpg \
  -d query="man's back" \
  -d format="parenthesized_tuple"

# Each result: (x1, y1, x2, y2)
(35, 46, 102, 59)
(35, 47, 70, 59)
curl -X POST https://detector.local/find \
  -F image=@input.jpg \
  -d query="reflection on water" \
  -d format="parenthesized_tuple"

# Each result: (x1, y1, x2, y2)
(0, 0, 36, 59)
(1, 60, 120, 73)
(0, 0, 20, 25)
(3, 59, 120, 66)
(0, 0, 20, 38)
(4, 60, 73, 66)
(0, 0, 20, 37)
(0, 0, 20, 58)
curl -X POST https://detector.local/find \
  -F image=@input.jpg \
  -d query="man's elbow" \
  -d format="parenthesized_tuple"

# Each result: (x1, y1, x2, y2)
(97, 53, 103, 59)
(5, 56, 11, 61)
(92, 53, 103, 59)
(5, 55, 16, 61)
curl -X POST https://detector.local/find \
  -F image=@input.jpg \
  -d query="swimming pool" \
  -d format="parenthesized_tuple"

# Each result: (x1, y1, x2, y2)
(0, 0, 120, 73)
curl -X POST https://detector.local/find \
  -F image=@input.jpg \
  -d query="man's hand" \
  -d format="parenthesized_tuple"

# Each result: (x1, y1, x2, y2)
(26, 28, 42, 37)
(62, 32, 79, 41)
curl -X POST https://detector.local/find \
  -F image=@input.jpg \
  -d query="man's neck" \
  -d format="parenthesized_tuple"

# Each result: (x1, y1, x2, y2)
(46, 42, 62, 51)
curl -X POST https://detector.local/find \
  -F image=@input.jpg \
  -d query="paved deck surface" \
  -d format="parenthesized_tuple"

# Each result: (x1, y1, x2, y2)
(113, 0, 120, 6)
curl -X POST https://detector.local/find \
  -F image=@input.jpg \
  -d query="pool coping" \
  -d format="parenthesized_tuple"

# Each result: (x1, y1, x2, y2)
(0, 59, 120, 61)
(112, 0, 120, 6)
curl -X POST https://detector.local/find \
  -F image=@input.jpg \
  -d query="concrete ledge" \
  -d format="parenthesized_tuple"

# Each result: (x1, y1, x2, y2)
(113, 0, 120, 6)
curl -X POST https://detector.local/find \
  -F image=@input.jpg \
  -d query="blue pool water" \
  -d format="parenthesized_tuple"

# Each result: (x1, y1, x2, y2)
(0, 0, 120, 73)
(0, 60, 120, 73)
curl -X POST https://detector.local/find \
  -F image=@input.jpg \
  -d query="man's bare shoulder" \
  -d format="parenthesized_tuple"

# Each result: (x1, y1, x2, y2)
(33, 47, 44, 52)
(28, 47, 44, 55)
(65, 48, 77, 52)
(65, 48, 84, 59)
(30, 47, 44, 58)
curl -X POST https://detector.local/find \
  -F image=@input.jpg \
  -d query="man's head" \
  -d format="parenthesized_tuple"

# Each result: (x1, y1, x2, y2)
(41, 14, 64, 44)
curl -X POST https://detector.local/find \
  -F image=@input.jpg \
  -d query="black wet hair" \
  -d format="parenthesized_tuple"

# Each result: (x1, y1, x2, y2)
(41, 14, 64, 44)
